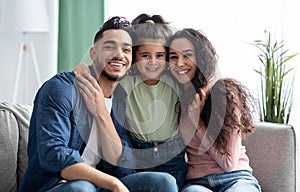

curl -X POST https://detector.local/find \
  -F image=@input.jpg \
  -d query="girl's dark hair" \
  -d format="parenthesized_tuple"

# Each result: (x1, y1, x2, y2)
(130, 13, 172, 72)
(201, 78, 255, 156)
(132, 13, 170, 26)
(131, 13, 172, 45)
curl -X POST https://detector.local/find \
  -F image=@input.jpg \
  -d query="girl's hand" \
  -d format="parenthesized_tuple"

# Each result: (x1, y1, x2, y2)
(74, 63, 90, 76)
(75, 72, 106, 117)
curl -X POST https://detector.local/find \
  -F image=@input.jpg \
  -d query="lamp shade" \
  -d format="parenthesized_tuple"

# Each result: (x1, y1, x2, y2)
(0, 0, 50, 33)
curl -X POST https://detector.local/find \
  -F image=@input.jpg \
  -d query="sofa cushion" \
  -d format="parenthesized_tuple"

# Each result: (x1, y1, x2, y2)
(0, 102, 32, 192)
(244, 122, 296, 192)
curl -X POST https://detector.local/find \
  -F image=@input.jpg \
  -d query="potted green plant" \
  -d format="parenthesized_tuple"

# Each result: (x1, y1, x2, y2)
(251, 30, 298, 124)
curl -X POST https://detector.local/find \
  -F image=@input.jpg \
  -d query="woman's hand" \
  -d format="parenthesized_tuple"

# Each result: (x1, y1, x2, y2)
(179, 89, 206, 144)
(188, 88, 206, 128)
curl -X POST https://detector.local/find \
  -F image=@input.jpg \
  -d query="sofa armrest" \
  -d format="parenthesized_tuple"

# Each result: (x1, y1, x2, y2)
(0, 102, 32, 192)
(244, 122, 296, 192)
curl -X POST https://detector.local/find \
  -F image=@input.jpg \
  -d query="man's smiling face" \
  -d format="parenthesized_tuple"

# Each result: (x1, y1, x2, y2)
(92, 29, 132, 81)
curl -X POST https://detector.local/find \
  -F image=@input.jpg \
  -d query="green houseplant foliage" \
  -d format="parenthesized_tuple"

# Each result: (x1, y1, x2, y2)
(251, 31, 298, 124)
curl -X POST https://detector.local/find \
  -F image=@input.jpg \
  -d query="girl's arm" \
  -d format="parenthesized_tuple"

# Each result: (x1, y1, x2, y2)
(75, 72, 123, 165)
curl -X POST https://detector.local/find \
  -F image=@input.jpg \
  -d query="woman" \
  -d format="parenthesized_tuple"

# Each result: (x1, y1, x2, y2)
(167, 28, 261, 192)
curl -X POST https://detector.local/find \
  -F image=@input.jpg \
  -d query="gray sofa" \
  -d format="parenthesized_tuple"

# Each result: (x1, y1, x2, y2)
(244, 122, 297, 192)
(0, 102, 297, 192)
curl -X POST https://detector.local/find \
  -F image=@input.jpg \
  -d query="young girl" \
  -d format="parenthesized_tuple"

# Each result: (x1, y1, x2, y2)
(167, 28, 261, 192)
(121, 13, 186, 191)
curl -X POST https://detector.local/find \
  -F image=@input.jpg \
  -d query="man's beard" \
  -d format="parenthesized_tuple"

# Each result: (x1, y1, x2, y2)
(101, 68, 126, 82)
(96, 57, 127, 82)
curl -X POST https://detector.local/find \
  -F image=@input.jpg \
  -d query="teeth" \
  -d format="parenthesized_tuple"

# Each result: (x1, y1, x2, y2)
(146, 68, 158, 71)
(177, 70, 189, 74)
(110, 63, 124, 67)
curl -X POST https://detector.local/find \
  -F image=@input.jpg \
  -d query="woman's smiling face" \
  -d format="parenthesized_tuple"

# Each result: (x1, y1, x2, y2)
(168, 38, 197, 86)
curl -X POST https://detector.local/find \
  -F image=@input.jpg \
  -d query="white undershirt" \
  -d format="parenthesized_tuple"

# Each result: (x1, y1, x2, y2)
(81, 97, 113, 167)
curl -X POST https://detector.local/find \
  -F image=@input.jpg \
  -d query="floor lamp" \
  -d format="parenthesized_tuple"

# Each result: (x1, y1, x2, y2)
(12, 41, 43, 103)
(8, 0, 50, 103)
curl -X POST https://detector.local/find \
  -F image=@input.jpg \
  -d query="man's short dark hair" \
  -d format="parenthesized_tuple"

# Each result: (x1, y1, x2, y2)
(93, 16, 131, 44)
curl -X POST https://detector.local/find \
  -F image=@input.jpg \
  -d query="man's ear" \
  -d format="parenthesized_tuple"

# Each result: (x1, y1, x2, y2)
(90, 46, 97, 61)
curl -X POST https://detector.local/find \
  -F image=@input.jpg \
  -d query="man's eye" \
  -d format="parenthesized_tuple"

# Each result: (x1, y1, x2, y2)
(123, 47, 132, 53)
(104, 45, 115, 50)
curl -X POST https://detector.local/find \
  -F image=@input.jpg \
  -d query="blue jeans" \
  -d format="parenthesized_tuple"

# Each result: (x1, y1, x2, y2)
(47, 172, 178, 192)
(132, 135, 187, 191)
(181, 170, 261, 192)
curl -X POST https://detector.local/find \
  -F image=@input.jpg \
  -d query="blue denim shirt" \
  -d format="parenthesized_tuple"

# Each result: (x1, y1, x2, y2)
(18, 66, 135, 192)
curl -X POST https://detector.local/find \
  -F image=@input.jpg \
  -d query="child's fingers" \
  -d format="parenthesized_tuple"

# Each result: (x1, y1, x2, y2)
(73, 63, 89, 75)
(75, 74, 90, 90)
(76, 77, 92, 97)
(75, 72, 99, 92)
(75, 74, 100, 99)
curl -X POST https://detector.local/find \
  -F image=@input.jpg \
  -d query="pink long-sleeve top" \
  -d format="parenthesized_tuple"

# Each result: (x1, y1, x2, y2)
(180, 117, 252, 180)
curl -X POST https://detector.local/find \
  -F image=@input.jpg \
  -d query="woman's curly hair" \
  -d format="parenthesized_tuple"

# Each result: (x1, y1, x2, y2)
(167, 28, 217, 91)
(167, 28, 218, 108)
(201, 78, 255, 156)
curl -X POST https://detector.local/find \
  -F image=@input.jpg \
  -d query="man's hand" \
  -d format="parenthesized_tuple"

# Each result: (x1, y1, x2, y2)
(111, 178, 130, 192)
(61, 163, 129, 192)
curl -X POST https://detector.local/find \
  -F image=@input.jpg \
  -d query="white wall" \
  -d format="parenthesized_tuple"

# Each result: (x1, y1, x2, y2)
(1, 0, 297, 125)
(106, 0, 300, 187)
(106, 0, 300, 124)
(106, 0, 300, 126)
(0, 0, 58, 105)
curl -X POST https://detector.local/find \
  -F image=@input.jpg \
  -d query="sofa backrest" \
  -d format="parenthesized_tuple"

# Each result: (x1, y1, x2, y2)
(244, 122, 296, 192)
(0, 102, 32, 192)
(0, 102, 297, 192)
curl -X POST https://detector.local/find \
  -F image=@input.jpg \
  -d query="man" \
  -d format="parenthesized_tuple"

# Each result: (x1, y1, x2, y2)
(18, 16, 178, 192)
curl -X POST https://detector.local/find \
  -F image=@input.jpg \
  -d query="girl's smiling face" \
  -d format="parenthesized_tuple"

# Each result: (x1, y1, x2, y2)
(135, 43, 167, 85)
(168, 37, 197, 86)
